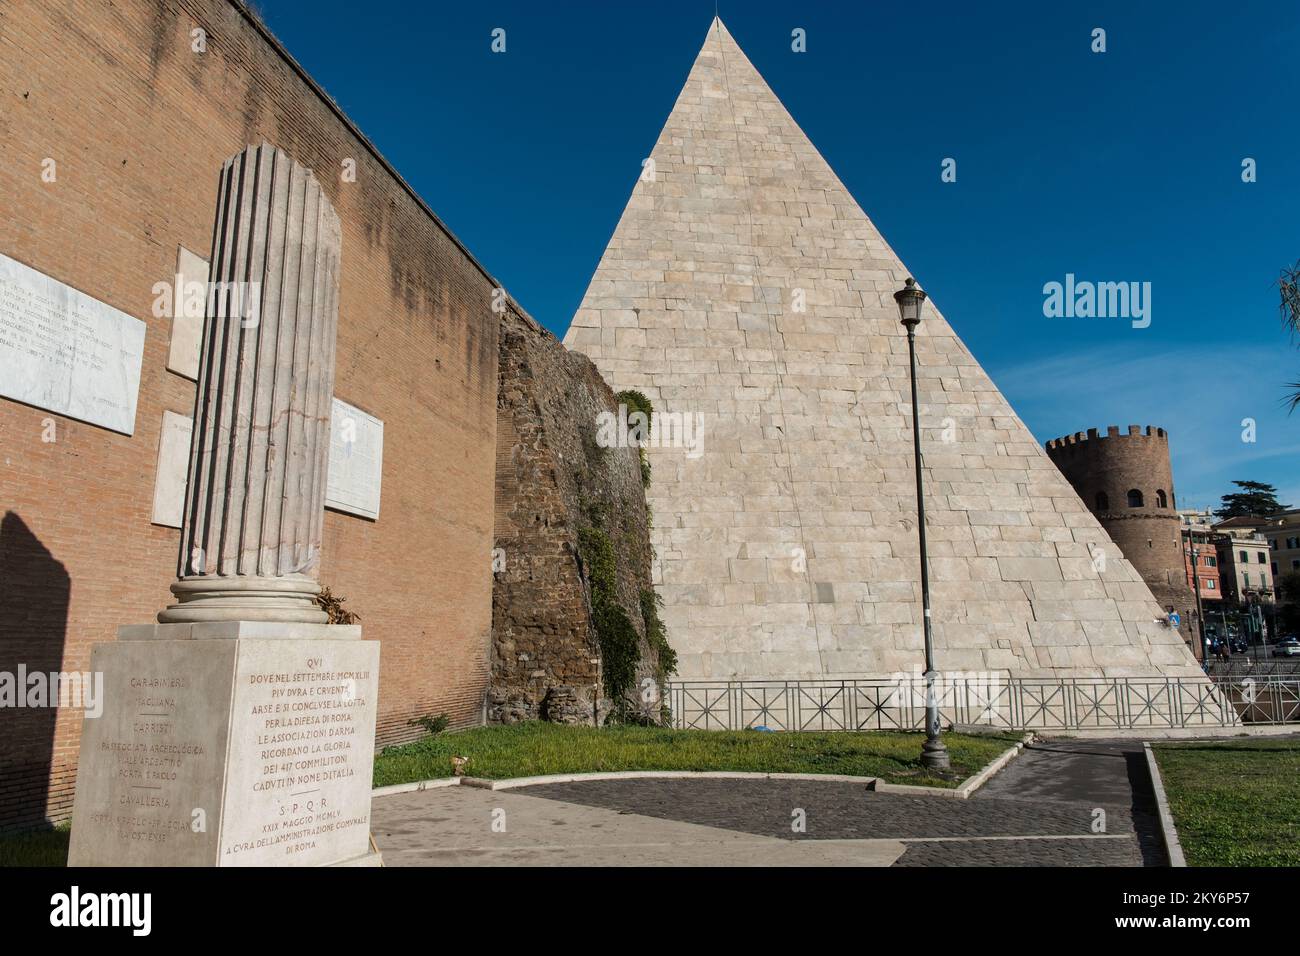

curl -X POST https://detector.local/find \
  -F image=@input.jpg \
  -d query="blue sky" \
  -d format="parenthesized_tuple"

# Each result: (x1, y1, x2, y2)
(258, 0, 1300, 509)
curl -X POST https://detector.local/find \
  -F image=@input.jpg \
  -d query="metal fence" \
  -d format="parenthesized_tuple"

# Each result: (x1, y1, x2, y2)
(1206, 659, 1300, 679)
(663, 677, 1300, 732)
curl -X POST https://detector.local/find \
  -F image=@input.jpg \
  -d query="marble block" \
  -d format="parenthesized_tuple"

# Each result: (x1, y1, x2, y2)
(68, 628, 380, 867)
(150, 410, 193, 528)
(325, 397, 384, 520)
(0, 251, 145, 434)
(164, 245, 210, 380)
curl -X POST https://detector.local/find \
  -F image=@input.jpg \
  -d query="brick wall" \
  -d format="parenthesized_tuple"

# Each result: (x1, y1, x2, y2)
(491, 305, 659, 723)
(1046, 426, 1197, 633)
(0, 0, 500, 828)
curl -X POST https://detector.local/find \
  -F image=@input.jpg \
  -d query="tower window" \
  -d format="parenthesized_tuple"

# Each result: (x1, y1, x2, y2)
(1155, 489, 1168, 508)
(1127, 489, 1143, 508)
(1095, 491, 1109, 511)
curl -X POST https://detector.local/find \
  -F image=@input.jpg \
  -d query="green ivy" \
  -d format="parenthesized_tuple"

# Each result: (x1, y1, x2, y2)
(615, 389, 655, 489)
(641, 588, 676, 680)
(615, 389, 654, 434)
(578, 526, 640, 704)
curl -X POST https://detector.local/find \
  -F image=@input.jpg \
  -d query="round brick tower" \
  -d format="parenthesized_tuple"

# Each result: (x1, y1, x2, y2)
(1045, 426, 1196, 628)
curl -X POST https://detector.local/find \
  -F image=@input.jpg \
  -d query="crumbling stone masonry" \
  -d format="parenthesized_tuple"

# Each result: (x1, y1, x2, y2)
(490, 305, 663, 724)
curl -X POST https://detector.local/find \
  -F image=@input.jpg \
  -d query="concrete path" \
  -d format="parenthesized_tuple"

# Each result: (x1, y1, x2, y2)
(371, 737, 1167, 866)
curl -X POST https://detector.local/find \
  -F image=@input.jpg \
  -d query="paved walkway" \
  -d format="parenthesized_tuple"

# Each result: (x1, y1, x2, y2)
(371, 738, 1166, 866)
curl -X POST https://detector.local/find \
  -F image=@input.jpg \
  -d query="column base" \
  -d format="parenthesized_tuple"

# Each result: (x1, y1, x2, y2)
(158, 574, 327, 624)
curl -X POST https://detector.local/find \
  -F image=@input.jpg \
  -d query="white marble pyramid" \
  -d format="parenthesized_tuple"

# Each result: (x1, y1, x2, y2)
(564, 18, 1201, 682)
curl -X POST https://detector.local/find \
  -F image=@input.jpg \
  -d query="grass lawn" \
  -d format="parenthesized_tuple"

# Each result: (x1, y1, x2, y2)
(1153, 737, 1300, 867)
(374, 722, 1020, 789)
(0, 822, 69, 868)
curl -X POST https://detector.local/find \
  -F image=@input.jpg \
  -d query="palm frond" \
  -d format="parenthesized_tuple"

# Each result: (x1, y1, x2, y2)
(1281, 261, 1300, 338)
(1286, 381, 1300, 414)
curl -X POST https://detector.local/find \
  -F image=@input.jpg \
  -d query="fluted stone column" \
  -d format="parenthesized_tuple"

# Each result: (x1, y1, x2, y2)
(69, 145, 381, 866)
(160, 143, 341, 624)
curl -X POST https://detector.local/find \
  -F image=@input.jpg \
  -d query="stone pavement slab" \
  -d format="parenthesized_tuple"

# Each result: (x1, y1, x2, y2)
(372, 786, 906, 867)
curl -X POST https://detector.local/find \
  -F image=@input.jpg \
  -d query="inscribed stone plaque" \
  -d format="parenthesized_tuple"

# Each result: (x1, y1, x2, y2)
(165, 245, 210, 380)
(0, 252, 146, 434)
(69, 635, 380, 867)
(325, 398, 383, 520)
(68, 640, 237, 867)
(219, 639, 380, 866)
(151, 410, 194, 528)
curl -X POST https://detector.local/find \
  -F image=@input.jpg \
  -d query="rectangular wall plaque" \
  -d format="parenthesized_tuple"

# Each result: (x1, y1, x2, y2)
(326, 398, 383, 520)
(165, 245, 210, 381)
(151, 410, 194, 528)
(0, 252, 146, 434)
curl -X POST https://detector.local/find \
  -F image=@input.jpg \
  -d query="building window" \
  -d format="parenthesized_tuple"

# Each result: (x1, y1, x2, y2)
(1293, 559, 1300, 570)
(1240, 550, 1249, 563)
(1244, 572, 1250, 587)
(1271, 539, 1279, 550)
(1155, 489, 1167, 508)
(1288, 537, 1300, 550)
(1095, 492, 1109, 511)
(1258, 552, 1266, 563)
(1205, 579, 1216, 589)
(1206, 556, 1217, 567)
(1127, 489, 1143, 508)
(1274, 562, 1280, 576)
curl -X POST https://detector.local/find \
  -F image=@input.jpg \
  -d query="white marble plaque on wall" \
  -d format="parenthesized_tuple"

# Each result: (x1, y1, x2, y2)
(326, 398, 383, 520)
(165, 245, 210, 380)
(0, 252, 146, 434)
(151, 410, 194, 528)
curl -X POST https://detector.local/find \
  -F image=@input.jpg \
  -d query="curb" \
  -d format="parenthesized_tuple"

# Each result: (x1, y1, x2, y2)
(435, 770, 883, 792)
(371, 735, 1033, 799)
(372, 771, 884, 795)
(1143, 742, 1187, 867)
(371, 777, 461, 798)
(868, 732, 1034, 799)
(1043, 725, 1298, 741)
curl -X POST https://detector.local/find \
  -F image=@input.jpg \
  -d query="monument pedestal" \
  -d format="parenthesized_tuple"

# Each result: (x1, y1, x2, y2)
(69, 624, 380, 867)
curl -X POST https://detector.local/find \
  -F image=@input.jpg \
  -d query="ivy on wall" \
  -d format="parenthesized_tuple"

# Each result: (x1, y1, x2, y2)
(616, 389, 654, 488)
(578, 526, 641, 706)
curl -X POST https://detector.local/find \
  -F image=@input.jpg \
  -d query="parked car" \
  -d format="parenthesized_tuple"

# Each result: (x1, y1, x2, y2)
(1274, 637, 1300, 658)
(1230, 637, 1247, 654)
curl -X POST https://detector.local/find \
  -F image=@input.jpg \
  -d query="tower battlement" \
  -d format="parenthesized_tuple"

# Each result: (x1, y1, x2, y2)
(1045, 425, 1167, 452)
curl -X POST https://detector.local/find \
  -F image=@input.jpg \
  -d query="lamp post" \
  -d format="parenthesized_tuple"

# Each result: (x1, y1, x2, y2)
(894, 277, 950, 771)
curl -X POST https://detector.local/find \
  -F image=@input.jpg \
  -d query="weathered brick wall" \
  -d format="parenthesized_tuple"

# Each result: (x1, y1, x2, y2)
(491, 305, 659, 723)
(0, 0, 498, 828)
(1046, 426, 1196, 631)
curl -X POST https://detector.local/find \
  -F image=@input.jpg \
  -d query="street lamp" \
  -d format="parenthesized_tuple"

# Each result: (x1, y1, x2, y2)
(894, 277, 950, 771)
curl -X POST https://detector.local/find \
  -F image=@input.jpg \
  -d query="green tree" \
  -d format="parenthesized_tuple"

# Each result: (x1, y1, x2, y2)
(1214, 480, 1289, 520)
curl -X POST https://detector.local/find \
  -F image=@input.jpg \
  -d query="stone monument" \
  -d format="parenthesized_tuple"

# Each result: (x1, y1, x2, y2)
(565, 18, 1205, 686)
(69, 144, 382, 866)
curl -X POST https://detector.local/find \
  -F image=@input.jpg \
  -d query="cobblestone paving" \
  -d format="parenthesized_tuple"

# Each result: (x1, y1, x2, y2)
(519, 738, 1166, 866)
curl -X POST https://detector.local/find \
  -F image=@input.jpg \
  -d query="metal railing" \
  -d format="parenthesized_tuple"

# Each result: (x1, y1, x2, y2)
(1208, 676, 1300, 725)
(1205, 659, 1300, 678)
(662, 676, 1300, 732)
